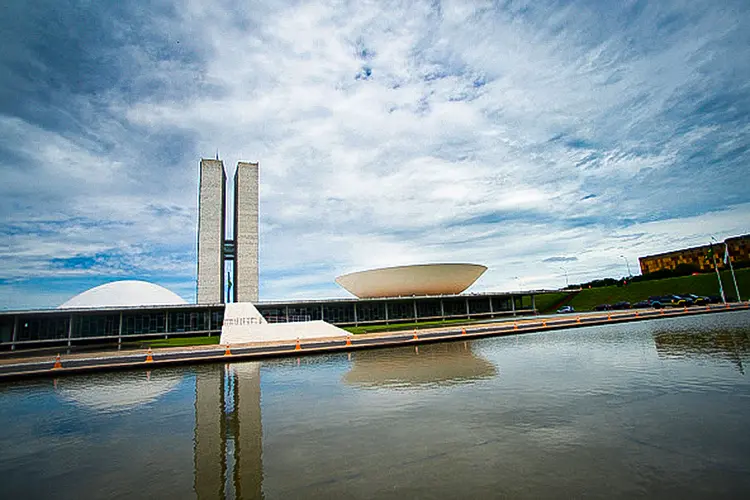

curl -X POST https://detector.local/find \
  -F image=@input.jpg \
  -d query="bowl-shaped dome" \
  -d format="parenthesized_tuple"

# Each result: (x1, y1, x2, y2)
(335, 263, 487, 298)
(58, 280, 187, 309)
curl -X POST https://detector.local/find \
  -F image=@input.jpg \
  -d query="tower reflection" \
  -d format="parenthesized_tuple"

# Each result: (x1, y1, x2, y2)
(194, 362, 263, 499)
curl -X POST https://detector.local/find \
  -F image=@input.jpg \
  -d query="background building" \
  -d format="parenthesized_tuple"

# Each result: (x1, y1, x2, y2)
(197, 158, 259, 304)
(639, 234, 750, 275)
(234, 162, 259, 303)
(196, 159, 226, 303)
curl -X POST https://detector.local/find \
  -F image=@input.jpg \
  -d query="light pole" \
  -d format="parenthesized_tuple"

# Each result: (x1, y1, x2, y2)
(559, 266, 569, 288)
(710, 237, 727, 304)
(724, 241, 742, 302)
(619, 255, 632, 277)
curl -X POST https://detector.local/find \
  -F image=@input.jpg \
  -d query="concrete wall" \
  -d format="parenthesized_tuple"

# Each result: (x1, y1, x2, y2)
(234, 162, 259, 303)
(197, 159, 226, 304)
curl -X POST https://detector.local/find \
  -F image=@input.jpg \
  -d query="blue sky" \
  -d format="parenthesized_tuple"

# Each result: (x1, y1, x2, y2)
(1, 0, 749, 309)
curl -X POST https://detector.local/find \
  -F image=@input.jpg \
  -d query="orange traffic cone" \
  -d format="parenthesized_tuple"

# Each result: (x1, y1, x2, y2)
(145, 348, 154, 363)
(683, 306, 688, 313)
(706, 304, 711, 311)
(295, 338, 301, 351)
(413, 329, 419, 340)
(607, 313, 612, 321)
(513, 321, 518, 330)
(660, 309, 665, 315)
(725, 302, 730, 309)
(346, 336, 352, 346)
(224, 345, 232, 356)
(542, 320, 547, 328)
(461, 328, 467, 336)
(52, 354, 62, 370)
(576, 316, 581, 324)
(635, 311, 639, 317)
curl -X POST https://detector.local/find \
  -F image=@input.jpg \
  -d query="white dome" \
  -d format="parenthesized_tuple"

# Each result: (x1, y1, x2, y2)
(58, 280, 187, 309)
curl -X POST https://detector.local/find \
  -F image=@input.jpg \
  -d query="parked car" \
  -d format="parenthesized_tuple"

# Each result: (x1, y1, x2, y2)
(556, 305, 574, 314)
(685, 294, 709, 306)
(632, 300, 652, 308)
(593, 304, 612, 311)
(611, 301, 631, 310)
(647, 296, 669, 308)
(669, 295, 693, 307)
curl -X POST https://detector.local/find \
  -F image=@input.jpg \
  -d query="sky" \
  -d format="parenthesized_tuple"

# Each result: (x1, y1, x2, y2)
(1, 0, 749, 310)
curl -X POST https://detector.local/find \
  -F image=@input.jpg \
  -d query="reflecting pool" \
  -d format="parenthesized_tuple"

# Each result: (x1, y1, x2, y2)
(1, 311, 749, 499)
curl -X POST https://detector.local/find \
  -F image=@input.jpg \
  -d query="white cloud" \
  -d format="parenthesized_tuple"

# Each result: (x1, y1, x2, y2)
(1, 0, 748, 307)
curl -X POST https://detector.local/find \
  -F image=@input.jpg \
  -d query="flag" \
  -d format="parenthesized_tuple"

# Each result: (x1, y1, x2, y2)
(724, 245, 730, 265)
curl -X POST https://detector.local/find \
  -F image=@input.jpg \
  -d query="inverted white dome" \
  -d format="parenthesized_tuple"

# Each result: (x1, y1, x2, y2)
(58, 280, 187, 309)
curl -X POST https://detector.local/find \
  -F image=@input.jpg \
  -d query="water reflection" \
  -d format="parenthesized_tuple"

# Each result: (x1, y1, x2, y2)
(58, 371, 182, 412)
(653, 329, 750, 373)
(194, 363, 263, 500)
(343, 341, 496, 389)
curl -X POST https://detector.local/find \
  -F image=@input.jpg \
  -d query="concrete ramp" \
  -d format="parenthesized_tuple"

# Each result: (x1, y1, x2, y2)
(220, 302, 348, 345)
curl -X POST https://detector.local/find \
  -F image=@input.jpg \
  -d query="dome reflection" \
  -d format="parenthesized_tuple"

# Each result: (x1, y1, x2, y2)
(343, 341, 496, 389)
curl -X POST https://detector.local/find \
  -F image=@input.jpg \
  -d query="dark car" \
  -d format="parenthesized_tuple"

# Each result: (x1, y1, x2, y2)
(669, 295, 693, 307)
(632, 300, 652, 308)
(685, 294, 708, 306)
(705, 295, 723, 304)
(593, 304, 612, 311)
(611, 301, 631, 310)
(647, 296, 669, 308)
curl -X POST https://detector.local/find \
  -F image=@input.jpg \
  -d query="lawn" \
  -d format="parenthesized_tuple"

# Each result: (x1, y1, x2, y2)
(566, 268, 748, 312)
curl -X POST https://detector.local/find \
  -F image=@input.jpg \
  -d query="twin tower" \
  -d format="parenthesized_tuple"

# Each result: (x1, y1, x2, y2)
(197, 159, 259, 304)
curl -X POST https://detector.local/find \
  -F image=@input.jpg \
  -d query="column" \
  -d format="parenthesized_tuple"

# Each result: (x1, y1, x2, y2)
(489, 297, 494, 318)
(440, 299, 445, 320)
(413, 300, 418, 321)
(11, 315, 18, 351)
(67, 314, 73, 347)
(353, 303, 358, 326)
(511, 296, 516, 316)
(118, 311, 123, 348)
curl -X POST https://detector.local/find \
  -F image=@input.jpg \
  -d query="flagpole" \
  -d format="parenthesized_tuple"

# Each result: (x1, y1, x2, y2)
(709, 240, 726, 304)
(725, 242, 741, 302)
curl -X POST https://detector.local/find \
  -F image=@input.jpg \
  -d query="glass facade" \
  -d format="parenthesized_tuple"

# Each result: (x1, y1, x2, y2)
(0, 293, 534, 348)
(72, 314, 119, 338)
(15, 315, 69, 342)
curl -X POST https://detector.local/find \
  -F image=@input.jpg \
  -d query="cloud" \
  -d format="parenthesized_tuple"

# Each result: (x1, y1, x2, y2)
(1, 0, 749, 308)
(542, 257, 579, 263)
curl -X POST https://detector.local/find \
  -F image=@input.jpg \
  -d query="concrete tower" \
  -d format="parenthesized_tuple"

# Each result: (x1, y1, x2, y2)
(233, 162, 259, 303)
(197, 159, 226, 304)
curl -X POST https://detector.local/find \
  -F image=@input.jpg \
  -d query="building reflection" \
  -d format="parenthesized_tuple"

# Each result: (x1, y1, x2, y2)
(194, 362, 263, 500)
(343, 342, 496, 389)
(57, 372, 182, 412)
(653, 330, 750, 374)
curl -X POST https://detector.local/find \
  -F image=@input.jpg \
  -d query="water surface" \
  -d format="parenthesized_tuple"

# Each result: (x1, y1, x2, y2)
(1, 311, 749, 499)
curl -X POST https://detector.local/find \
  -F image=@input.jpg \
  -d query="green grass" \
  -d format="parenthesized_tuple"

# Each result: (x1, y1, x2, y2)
(533, 292, 571, 314)
(343, 317, 484, 335)
(143, 336, 220, 348)
(565, 268, 749, 312)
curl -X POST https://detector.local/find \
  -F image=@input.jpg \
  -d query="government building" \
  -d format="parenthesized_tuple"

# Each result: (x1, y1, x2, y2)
(0, 158, 545, 350)
(638, 234, 750, 275)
